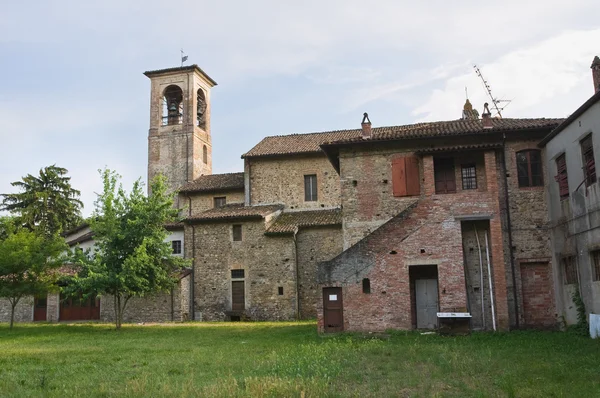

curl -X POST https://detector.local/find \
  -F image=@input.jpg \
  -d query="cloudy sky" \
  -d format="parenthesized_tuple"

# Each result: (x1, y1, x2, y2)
(1, 1, 599, 215)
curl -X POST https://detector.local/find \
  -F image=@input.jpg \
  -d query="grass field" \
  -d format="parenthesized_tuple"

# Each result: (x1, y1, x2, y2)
(0, 322, 599, 397)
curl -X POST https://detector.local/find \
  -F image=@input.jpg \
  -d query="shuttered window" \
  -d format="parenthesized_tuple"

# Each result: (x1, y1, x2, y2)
(516, 150, 543, 187)
(434, 158, 456, 194)
(591, 250, 600, 282)
(392, 156, 420, 197)
(581, 135, 596, 187)
(304, 174, 317, 201)
(555, 154, 569, 199)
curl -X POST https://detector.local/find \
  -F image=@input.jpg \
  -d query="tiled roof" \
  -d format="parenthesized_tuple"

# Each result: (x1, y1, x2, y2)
(179, 172, 245, 193)
(242, 131, 358, 158)
(186, 203, 283, 223)
(242, 118, 563, 158)
(266, 208, 342, 234)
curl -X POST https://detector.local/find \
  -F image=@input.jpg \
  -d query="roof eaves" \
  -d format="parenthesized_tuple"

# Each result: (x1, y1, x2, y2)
(539, 91, 600, 147)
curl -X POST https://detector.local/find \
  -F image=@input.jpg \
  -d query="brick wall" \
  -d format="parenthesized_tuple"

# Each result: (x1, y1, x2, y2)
(519, 261, 555, 327)
(248, 156, 340, 209)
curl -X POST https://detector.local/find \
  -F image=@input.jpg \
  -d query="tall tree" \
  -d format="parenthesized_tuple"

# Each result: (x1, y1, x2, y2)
(67, 170, 187, 329)
(1, 165, 83, 236)
(0, 221, 66, 329)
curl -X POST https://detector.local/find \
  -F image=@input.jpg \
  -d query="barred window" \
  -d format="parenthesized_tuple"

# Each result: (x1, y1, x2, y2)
(461, 164, 477, 190)
(171, 240, 182, 254)
(591, 250, 600, 282)
(231, 269, 245, 279)
(562, 256, 578, 285)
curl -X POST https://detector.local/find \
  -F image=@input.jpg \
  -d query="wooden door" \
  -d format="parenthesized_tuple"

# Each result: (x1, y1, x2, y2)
(33, 296, 47, 321)
(60, 293, 100, 321)
(415, 279, 439, 329)
(232, 281, 245, 311)
(434, 158, 456, 194)
(323, 287, 343, 332)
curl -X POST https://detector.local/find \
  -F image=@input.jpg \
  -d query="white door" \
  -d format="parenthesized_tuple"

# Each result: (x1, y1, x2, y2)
(415, 279, 439, 329)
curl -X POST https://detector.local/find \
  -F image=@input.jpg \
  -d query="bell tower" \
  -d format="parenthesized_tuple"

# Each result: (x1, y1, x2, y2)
(144, 65, 217, 199)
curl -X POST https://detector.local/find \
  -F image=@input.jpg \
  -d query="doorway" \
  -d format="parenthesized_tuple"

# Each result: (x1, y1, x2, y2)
(322, 287, 343, 332)
(33, 295, 47, 321)
(232, 281, 245, 311)
(410, 265, 439, 329)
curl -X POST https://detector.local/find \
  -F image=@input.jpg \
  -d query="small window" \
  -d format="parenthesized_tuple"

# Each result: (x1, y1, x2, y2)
(434, 158, 456, 194)
(591, 250, 600, 282)
(35, 297, 47, 308)
(231, 269, 245, 279)
(461, 164, 477, 190)
(362, 278, 371, 294)
(197, 89, 207, 129)
(581, 135, 596, 187)
(172, 240, 182, 254)
(555, 154, 569, 199)
(214, 197, 226, 208)
(516, 150, 543, 187)
(278, 286, 284, 295)
(232, 225, 242, 242)
(304, 175, 318, 201)
(562, 256, 578, 285)
(203, 145, 208, 165)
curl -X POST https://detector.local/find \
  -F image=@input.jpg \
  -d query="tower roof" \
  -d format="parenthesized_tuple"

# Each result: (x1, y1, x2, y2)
(143, 64, 217, 86)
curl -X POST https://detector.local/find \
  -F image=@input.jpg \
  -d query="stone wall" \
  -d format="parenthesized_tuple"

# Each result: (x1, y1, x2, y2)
(296, 226, 343, 319)
(0, 297, 33, 324)
(99, 277, 189, 323)
(190, 220, 297, 321)
(248, 155, 340, 209)
(184, 190, 245, 215)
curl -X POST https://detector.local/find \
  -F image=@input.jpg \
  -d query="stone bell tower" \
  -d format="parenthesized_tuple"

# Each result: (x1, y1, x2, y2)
(144, 65, 217, 199)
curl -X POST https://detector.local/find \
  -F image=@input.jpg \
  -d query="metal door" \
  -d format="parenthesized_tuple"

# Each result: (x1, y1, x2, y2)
(415, 279, 439, 329)
(323, 287, 343, 332)
(232, 281, 245, 311)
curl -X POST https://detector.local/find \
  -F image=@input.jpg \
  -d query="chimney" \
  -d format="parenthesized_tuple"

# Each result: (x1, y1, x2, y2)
(591, 56, 600, 93)
(361, 112, 372, 139)
(481, 102, 492, 129)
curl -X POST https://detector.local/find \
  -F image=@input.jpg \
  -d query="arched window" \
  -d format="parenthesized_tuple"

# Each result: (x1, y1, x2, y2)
(516, 149, 543, 187)
(362, 278, 371, 294)
(162, 85, 183, 126)
(197, 89, 207, 129)
(203, 145, 208, 164)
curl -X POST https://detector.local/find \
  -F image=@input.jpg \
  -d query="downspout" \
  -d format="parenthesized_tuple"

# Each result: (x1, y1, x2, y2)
(502, 134, 520, 328)
(188, 194, 196, 321)
(293, 227, 300, 320)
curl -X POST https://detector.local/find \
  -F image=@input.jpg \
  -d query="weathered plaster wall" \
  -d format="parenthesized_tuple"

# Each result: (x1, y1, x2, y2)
(248, 156, 340, 209)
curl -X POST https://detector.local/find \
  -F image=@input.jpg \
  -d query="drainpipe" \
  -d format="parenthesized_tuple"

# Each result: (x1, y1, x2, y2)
(188, 194, 196, 321)
(502, 133, 520, 328)
(293, 227, 300, 320)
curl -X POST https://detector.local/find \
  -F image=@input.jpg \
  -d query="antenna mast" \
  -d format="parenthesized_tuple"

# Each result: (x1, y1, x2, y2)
(473, 64, 511, 118)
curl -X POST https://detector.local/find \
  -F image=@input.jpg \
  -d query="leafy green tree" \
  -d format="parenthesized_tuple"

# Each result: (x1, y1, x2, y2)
(1, 165, 83, 236)
(0, 222, 66, 329)
(67, 170, 187, 329)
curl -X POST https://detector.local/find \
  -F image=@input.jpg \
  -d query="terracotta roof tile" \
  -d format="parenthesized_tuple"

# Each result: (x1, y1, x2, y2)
(179, 172, 245, 193)
(242, 118, 563, 158)
(266, 209, 342, 234)
(186, 203, 283, 223)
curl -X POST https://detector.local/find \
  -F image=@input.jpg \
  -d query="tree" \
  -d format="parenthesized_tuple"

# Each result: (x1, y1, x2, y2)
(67, 170, 187, 329)
(1, 165, 83, 236)
(0, 221, 66, 329)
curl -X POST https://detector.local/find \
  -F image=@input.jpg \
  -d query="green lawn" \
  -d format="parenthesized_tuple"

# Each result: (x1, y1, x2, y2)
(0, 322, 599, 397)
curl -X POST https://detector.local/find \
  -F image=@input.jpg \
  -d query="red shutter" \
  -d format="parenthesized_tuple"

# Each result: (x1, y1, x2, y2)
(405, 156, 421, 196)
(392, 158, 407, 197)
(555, 154, 569, 199)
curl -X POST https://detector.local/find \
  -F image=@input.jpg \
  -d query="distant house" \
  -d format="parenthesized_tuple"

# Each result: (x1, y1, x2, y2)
(538, 56, 600, 328)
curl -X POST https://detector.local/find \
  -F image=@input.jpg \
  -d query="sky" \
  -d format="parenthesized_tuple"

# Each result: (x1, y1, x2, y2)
(1, 0, 600, 216)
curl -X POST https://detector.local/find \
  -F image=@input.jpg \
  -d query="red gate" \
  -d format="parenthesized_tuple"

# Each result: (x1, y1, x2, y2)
(59, 293, 100, 321)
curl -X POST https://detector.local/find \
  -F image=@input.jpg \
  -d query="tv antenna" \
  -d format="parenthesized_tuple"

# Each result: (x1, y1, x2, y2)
(473, 64, 511, 118)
